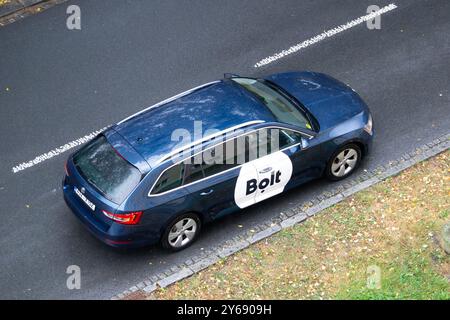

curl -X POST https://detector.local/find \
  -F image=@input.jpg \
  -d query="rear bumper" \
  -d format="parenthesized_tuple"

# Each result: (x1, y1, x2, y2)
(63, 179, 160, 248)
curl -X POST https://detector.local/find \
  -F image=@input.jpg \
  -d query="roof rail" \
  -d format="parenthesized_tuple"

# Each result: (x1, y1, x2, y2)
(155, 120, 265, 165)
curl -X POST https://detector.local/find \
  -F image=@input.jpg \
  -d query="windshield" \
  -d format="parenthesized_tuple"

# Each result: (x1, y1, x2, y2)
(232, 78, 312, 130)
(73, 136, 142, 204)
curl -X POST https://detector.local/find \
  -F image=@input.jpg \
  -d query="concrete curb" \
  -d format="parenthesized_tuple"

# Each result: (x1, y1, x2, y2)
(113, 133, 449, 300)
(0, 0, 67, 27)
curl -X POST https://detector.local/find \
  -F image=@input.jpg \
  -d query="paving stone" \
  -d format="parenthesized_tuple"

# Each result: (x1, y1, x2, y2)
(164, 270, 173, 277)
(342, 178, 379, 197)
(217, 240, 250, 258)
(143, 283, 158, 293)
(247, 225, 281, 244)
(285, 210, 296, 217)
(136, 282, 146, 289)
(322, 194, 344, 208)
(129, 286, 138, 293)
(280, 212, 308, 228)
(271, 217, 282, 224)
(156, 272, 166, 280)
(324, 191, 333, 198)
(378, 166, 402, 180)
(343, 182, 351, 189)
(438, 143, 448, 150)
(305, 201, 314, 207)
(189, 255, 220, 273)
(144, 280, 154, 286)
(157, 268, 193, 288)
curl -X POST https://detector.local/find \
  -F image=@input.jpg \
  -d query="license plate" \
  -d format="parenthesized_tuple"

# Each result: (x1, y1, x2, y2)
(74, 187, 96, 211)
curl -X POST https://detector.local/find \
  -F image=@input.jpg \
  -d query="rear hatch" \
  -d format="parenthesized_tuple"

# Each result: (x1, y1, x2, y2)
(66, 134, 147, 227)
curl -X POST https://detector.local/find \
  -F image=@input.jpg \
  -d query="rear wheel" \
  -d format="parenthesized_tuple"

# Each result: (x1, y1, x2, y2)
(161, 213, 201, 251)
(325, 144, 361, 181)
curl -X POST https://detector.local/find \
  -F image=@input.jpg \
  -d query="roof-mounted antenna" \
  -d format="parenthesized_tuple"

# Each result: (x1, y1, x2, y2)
(224, 73, 240, 79)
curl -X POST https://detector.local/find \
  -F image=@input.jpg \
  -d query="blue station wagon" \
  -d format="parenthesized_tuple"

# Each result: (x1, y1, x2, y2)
(63, 72, 373, 251)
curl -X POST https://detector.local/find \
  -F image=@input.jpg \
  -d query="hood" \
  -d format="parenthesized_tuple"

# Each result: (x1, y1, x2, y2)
(265, 71, 368, 131)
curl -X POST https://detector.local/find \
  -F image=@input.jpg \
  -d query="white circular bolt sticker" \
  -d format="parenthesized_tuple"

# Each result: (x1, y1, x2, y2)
(234, 152, 293, 209)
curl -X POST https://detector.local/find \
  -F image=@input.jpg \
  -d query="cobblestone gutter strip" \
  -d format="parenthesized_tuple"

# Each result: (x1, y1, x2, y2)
(112, 133, 450, 300)
(0, 0, 67, 27)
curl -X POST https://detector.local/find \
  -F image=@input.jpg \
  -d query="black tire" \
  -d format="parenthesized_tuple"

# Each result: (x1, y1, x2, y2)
(161, 213, 201, 252)
(325, 143, 362, 181)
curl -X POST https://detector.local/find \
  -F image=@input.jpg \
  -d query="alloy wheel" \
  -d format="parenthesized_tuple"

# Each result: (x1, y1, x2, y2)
(331, 148, 358, 177)
(168, 218, 198, 248)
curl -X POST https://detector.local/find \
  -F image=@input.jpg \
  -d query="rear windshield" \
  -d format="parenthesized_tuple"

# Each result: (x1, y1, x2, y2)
(73, 136, 142, 204)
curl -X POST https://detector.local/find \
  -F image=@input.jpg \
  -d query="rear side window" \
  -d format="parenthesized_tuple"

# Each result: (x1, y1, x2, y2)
(73, 136, 142, 204)
(183, 163, 204, 185)
(151, 163, 185, 194)
(201, 137, 245, 178)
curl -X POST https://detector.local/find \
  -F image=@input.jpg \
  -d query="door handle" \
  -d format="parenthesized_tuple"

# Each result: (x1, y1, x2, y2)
(200, 189, 214, 196)
(258, 167, 272, 174)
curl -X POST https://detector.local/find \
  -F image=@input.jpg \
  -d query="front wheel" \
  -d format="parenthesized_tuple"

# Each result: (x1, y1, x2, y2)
(325, 144, 362, 181)
(161, 213, 201, 252)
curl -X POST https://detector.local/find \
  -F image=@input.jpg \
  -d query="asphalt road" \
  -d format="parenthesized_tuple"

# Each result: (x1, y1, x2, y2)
(0, 0, 449, 299)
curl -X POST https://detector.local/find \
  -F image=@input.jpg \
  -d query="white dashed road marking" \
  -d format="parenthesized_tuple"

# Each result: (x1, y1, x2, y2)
(11, 127, 107, 173)
(254, 3, 398, 68)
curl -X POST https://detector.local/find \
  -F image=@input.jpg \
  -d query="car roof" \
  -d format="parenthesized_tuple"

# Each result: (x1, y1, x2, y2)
(111, 80, 277, 168)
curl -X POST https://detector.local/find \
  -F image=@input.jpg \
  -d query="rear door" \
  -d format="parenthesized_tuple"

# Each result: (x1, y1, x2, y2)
(184, 137, 246, 219)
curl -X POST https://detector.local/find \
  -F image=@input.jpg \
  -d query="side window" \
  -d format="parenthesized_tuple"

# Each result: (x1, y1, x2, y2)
(151, 128, 305, 194)
(279, 129, 303, 149)
(246, 131, 258, 162)
(255, 128, 302, 158)
(183, 162, 204, 185)
(256, 129, 272, 158)
(151, 163, 185, 194)
(202, 138, 244, 178)
(202, 141, 231, 178)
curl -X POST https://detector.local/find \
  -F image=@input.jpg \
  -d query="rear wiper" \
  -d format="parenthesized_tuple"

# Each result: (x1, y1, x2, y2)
(86, 177, 100, 191)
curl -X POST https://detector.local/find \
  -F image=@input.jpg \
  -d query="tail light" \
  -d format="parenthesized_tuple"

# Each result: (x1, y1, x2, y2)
(102, 210, 143, 225)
